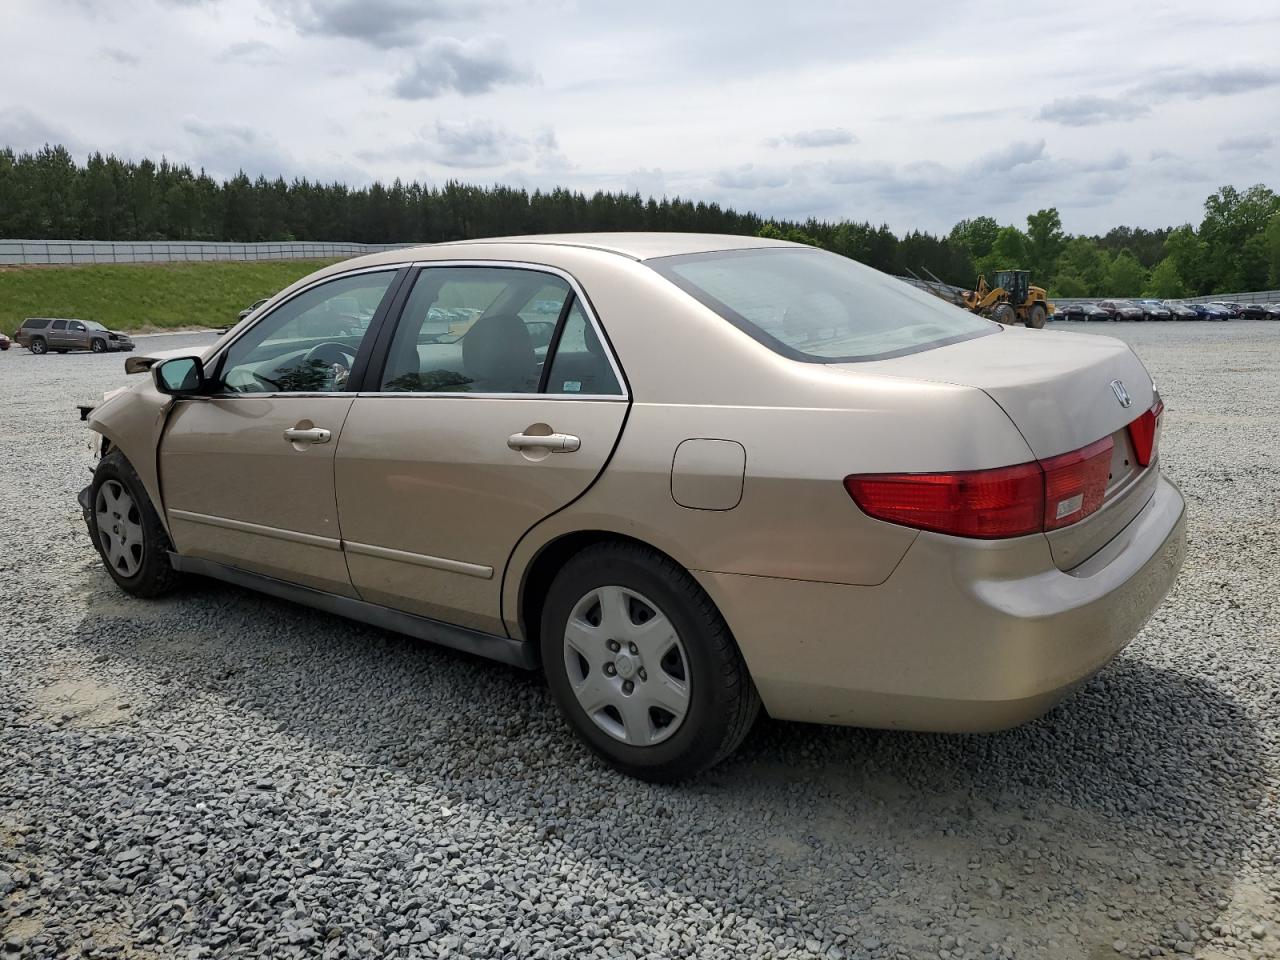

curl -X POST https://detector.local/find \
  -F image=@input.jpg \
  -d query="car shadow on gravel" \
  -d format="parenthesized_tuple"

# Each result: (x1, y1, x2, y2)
(70, 573, 1268, 956)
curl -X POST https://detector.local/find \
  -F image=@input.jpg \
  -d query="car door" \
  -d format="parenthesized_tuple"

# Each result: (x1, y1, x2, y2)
(48, 319, 70, 349)
(66, 320, 88, 349)
(160, 268, 404, 596)
(335, 264, 629, 634)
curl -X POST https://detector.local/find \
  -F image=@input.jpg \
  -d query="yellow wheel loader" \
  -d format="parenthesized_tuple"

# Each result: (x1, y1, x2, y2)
(961, 270, 1053, 328)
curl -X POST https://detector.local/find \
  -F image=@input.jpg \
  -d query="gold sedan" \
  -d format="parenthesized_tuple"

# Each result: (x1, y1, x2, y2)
(79, 234, 1185, 781)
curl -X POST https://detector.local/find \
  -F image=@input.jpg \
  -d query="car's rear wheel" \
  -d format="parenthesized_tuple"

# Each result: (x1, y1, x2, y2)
(541, 542, 760, 782)
(30, 336, 47, 355)
(91, 338, 107, 353)
(88, 450, 181, 598)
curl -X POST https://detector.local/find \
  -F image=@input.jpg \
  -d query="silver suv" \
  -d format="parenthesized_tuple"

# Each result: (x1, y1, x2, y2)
(14, 318, 134, 354)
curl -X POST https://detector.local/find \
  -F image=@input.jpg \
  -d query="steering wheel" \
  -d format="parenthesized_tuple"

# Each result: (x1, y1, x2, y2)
(303, 341, 357, 389)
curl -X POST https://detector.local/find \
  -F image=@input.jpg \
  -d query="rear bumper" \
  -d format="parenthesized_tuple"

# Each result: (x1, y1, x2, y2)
(697, 474, 1186, 731)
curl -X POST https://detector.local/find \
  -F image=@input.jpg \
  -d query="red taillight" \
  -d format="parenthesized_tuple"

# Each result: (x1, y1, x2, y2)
(843, 463, 1044, 539)
(844, 435, 1117, 540)
(1127, 399, 1163, 467)
(1041, 436, 1114, 531)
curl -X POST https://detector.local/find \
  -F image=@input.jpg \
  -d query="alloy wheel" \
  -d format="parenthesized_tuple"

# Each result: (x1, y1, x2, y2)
(95, 480, 144, 577)
(562, 585, 691, 746)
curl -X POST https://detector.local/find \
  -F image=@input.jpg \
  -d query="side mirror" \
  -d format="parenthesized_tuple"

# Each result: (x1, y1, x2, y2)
(152, 356, 207, 396)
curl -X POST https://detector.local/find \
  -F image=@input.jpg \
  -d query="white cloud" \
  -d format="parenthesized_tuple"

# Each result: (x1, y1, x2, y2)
(3, 0, 1278, 234)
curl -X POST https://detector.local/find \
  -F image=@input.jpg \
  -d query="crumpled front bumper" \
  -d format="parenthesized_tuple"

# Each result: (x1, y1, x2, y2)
(77, 484, 93, 529)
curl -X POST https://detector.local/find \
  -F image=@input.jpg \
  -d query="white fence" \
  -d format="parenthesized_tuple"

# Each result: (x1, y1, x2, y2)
(0, 239, 418, 265)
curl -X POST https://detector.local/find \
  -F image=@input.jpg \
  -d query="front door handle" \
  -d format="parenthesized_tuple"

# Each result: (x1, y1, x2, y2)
(284, 427, 331, 445)
(508, 432, 580, 453)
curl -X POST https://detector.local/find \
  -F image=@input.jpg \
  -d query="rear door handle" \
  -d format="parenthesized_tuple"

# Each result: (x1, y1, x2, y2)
(508, 432, 580, 452)
(284, 427, 332, 444)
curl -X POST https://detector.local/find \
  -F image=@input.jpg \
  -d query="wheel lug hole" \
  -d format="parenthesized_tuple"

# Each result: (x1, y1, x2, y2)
(638, 668, 647, 682)
(604, 663, 616, 676)
(622, 680, 634, 695)
(627, 642, 638, 655)
(607, 640, 620, 653)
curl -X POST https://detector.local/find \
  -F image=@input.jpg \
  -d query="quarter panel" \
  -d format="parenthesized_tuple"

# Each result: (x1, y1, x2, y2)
(503, 386, 1034, 636)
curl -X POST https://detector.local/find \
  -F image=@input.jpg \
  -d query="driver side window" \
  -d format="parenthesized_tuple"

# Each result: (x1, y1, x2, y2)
(218, 271, 395, 394)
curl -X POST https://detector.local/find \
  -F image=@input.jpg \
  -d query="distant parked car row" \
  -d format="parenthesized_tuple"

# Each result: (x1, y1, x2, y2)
(1053, 299, 1280, 321)
(12, 318, 135, 354)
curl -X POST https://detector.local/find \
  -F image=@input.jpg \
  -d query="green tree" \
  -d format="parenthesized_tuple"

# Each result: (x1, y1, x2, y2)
(975, 226, 1029, 281)
(1162, 226, 1210, 295)
(1200, 184, 1280, 291)
(1025, 207, 1065, 281)
(1105, 249, 1148, 297)
(1055, 237, 1110, 295)
(1051, 274, 1090, 298)
(949, 216, 1000, 260)
(1144, 257, 1186, 299)
(1265, 215, 1280, 287)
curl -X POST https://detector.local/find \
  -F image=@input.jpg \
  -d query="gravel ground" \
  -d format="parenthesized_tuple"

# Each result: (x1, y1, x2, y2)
(2, 322, 1277, 960)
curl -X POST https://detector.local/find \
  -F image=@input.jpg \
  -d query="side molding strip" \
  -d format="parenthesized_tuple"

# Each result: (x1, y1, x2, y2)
(167, 554, 536, 670)
(344, 540, 493, 580)
(169, 509, 343, 551)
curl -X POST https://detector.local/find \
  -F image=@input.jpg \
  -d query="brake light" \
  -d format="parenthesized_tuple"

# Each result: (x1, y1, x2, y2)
(1127, 399, 1163, 467)
(844, 435, 1116, 540)
(1041, 436, 1114, 531)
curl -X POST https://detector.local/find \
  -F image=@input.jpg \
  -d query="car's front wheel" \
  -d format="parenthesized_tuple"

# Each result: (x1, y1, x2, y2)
(91, 338, 107, 353)
(541, 542, 760, 782)
(88, 450, 182, 598)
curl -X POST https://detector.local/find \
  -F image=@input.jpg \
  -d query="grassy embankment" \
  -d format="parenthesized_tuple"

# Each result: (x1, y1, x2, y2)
(0, 260, 341, 333)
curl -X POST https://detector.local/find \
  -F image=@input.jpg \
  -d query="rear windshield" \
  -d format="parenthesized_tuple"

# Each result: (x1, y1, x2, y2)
(649, 247, 996, 362)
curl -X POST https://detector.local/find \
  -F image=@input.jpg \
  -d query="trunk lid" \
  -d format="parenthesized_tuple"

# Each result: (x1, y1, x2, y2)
(845, 327, 1160, 569)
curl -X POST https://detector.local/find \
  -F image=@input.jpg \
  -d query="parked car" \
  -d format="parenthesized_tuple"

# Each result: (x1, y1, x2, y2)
(78, 234, 1185, 781)
(1237, 303, 1270, 320)
(1188, 303, 1230, 321)
(1166, 303, 1198, 320)
(1207, 301, 1241, 319)
(14, 318, 135, 354)
(1264, 304, 1280, 320)
(0, 332, 10, 351)
(238, 297, 271, 321)
(1097, 299, 1145, 321)
(1137, 299, 1172, 321)
(1051, 303, 1109, 322)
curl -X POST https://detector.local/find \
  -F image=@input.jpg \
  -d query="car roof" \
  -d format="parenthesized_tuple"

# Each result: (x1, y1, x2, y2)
(401, 232, 796, 262)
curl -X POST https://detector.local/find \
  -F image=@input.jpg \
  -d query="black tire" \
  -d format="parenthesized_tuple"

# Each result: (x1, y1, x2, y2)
(1026, 304, 1047, 329)
(541, 542, 760, 782)
(30, 336, 47, 355)
(990, 303, 1017, 326)
(91, 338, 107, 353)
(87, 449, 182, 598)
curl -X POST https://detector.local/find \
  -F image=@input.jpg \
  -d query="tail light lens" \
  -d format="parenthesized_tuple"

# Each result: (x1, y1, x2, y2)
(842, 463, 1044, 538)
(1041, 437, 1114, 531)
(844, 435, 1116, 540)
(1127, 399, 1163, 467)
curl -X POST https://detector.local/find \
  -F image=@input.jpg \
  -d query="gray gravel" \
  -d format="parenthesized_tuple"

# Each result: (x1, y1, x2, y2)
(2, 322, 1278, 960)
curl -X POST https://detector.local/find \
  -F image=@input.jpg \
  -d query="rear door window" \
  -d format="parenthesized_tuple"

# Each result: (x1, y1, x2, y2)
(379, 268, 572, 394)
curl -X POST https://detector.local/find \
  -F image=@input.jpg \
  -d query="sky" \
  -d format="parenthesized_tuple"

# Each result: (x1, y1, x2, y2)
(3, 0, 1279, 236)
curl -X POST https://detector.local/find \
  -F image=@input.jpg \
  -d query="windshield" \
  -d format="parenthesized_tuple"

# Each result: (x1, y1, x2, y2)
(84, 320, 107, 331)
(649, 247, 996, 362)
